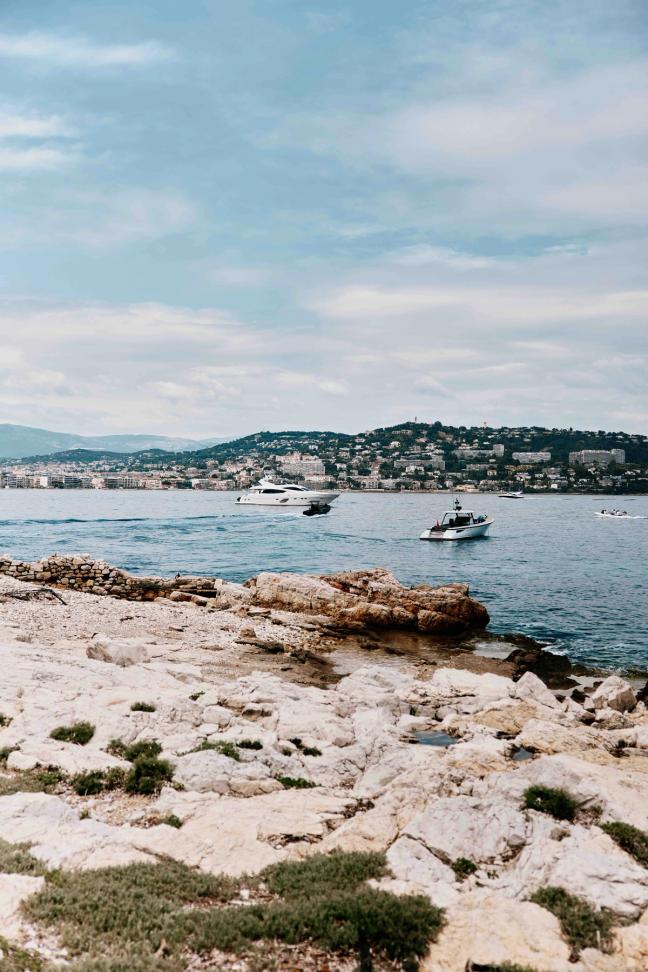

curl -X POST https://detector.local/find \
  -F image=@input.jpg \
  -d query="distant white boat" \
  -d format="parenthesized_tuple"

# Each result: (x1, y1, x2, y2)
(594, 509, 646, 519)
(420, 499, 493, 541)
(499, 490, 524, 499)
(236, 477, 340, 508)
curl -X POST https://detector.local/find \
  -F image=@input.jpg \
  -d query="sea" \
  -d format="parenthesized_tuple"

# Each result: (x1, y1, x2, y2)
(0, 489, 646, 673)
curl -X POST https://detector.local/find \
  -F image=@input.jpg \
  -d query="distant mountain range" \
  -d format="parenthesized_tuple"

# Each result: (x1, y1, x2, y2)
(0, 424, 230, 460)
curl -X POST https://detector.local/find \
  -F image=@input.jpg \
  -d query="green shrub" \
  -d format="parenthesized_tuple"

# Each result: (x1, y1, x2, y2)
(175, 888, 442, 970)
(275, 776, 316, 789)
(0, 838, 45, 875)
(124, 756, 173, 795)
(0, 766, 65, 797)
(601, 821, 648, 866)
(289, 737, 322, 757)
(104, 767, 127, 790)
(530, 886, 613, 958)
(237, 739, 263, 750)
(71, 771, 106, 796)
(0, 935, 45, 971)
(451, 857, 477, 880)
(123, 740, 163, 762)
(24, 851, 444, 971)
(50, 722, 95, 746)
(189, 691, 204, 701)
(0, 712, 11, 727)
(161, 814, 183, 829)
(24, 860, 237, 955)
(130, 702, 156, 713)
(262, 851, 387, 899)
(523, 785, 577, 821)
(0, 745, 17, 764)
(189, 740, 240, 761)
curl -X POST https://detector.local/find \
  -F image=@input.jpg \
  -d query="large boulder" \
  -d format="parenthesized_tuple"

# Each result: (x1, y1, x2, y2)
(86, 634, 150, 667)
(422, 891, 571, 971)
(403, 796, 528, 864)
(245, 568, 489, 634)
(591, 676, 637, 713)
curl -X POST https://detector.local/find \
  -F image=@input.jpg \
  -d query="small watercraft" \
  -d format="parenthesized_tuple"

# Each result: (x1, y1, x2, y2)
(499, 490, 524, 499)
(594, 509, 646, 519)
(236, 478, 340, 507)
(420, 499, 494, 541)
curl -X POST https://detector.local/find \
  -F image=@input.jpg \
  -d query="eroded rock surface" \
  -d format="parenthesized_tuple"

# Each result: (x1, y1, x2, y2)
(0, 576, 646, 971)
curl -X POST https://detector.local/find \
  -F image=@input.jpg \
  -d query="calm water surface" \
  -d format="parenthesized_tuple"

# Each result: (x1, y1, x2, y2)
(0, 490, 646, 671)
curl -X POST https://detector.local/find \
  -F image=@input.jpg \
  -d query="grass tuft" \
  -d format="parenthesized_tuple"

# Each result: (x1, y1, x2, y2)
(523, 785, 577, 821)
(130, 702, 156, 713)
(0, 713, 11, 727)
(451, 857, 477, 880)
(237, 739, 263, 751)
(71, 771, 105, 796)
(161, 814, 183, 829)
(50, 722, 95, 746)
(601, 821, 648, 867)
(0, 766, 65, 797)
(124, 756, 173, 795)
(275, 776, 316, 789)
(0, 935, 45, 971)
(23, 850, 444, 971)
(530, 886, 613, 958)
(0, 837, 46, 875)
(189, 740, 240, 761)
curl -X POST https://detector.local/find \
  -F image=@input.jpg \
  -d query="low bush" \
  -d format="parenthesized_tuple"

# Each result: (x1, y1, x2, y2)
(161, 814, 183, 829)
(0, 745, 17, 764)
(24, 859, 237, 956)
(262, 851, 387, 899)
(451, 857, 477, 880)
(601, 821, 648, 866)
(189, 740, 240, 761)
(24, 851, 444, 971)
(237, 739, 263, 751)
(275, 776, 316, 789)
(0, 766, 65, 797)
(0, 837, 45, 875)
(189, 691, 204, 701)
(130, 702, 156, 713)
(530, 886, 613, 957)
(71, 771, 105, 796)
(50, 722, 95, 746)
(0, 936, 45, 971)
(523, 785, 577, 821)
(123, 740, 163, 762)
(0, 712, 11, 727)
(124, 756, 173, 795)
(289, 737, 322, 757)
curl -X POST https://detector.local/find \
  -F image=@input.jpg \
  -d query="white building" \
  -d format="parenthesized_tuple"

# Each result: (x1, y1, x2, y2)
(568, 449, 625, 467)
(512, 451, 551, 464)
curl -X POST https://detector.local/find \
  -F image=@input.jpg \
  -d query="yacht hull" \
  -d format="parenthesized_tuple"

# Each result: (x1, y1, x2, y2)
(420, 519, 493, 541)
(237, 491, 340, 507)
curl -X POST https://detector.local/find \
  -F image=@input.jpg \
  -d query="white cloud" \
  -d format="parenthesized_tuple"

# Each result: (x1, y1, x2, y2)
(0, 32, 172, 68)
(0, 111, 70, 137)
(0, 106, 77, 171)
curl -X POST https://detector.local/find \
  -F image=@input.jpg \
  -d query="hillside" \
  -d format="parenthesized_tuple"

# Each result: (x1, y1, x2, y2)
(0, 424, 229, 460)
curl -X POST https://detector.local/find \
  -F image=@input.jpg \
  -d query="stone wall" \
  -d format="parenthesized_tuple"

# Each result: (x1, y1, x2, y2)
(0, 554, 216, 601)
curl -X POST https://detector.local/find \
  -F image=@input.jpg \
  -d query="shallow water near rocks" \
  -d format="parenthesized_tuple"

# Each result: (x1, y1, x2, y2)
(0, 489, 646, 671)
(413, 731, 459, 747)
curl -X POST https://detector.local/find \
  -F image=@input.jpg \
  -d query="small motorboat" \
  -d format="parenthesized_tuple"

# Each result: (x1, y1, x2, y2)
(420, 499, 494, 541)
(594, 509, 646, 519)
(302, 501, 332, 516)
(499, 490, 524, 498)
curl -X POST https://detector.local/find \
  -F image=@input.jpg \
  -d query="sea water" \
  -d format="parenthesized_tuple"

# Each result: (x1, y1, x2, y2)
(0, 490, 646, 672)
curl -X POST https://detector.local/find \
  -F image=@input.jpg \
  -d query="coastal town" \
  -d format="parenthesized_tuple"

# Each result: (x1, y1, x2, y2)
(1, 422, 647, 494)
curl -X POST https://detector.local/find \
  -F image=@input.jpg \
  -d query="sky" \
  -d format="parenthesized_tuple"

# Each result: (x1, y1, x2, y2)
(1, 0, 647, 438)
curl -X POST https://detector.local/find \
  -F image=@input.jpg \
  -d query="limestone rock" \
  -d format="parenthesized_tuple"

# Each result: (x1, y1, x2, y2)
(0, 873, 45, 942)
(404, 796, 528, 864)
(591, 675, 637, 713)
(245, 568, 489, 633)
(86, 634, 150, 667)
(422, 891, 571, 971)
(384, 835, 459, 907)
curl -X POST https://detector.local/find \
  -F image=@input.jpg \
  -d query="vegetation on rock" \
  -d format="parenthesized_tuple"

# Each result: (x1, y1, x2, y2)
(23, 851, 443, 972)
(601, 820, 648, 867)
(530, 886, 613, 958)
(50, 722, 95, 746)
(523, 785, 577, 821)
(451, 857, 477, 880)
(130, 702, 156, 713)
(275, 775, 316, 789)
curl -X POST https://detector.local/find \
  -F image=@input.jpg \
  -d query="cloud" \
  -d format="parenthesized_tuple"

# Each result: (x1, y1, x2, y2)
(2, 189, 196, 248)
(0, 106, 77, 171)
(0, 32, 172, 68)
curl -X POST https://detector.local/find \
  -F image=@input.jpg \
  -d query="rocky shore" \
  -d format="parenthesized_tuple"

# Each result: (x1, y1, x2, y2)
(0, 564, 647, 971)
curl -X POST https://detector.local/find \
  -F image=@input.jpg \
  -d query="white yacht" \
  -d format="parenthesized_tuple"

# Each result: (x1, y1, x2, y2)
(236, 478, 340, 508)
(420, 499, 493, 541)
(499, 490, 524, 499)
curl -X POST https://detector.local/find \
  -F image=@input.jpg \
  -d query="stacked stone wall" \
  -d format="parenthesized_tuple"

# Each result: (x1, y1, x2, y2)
(0, 554, 216, 601)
